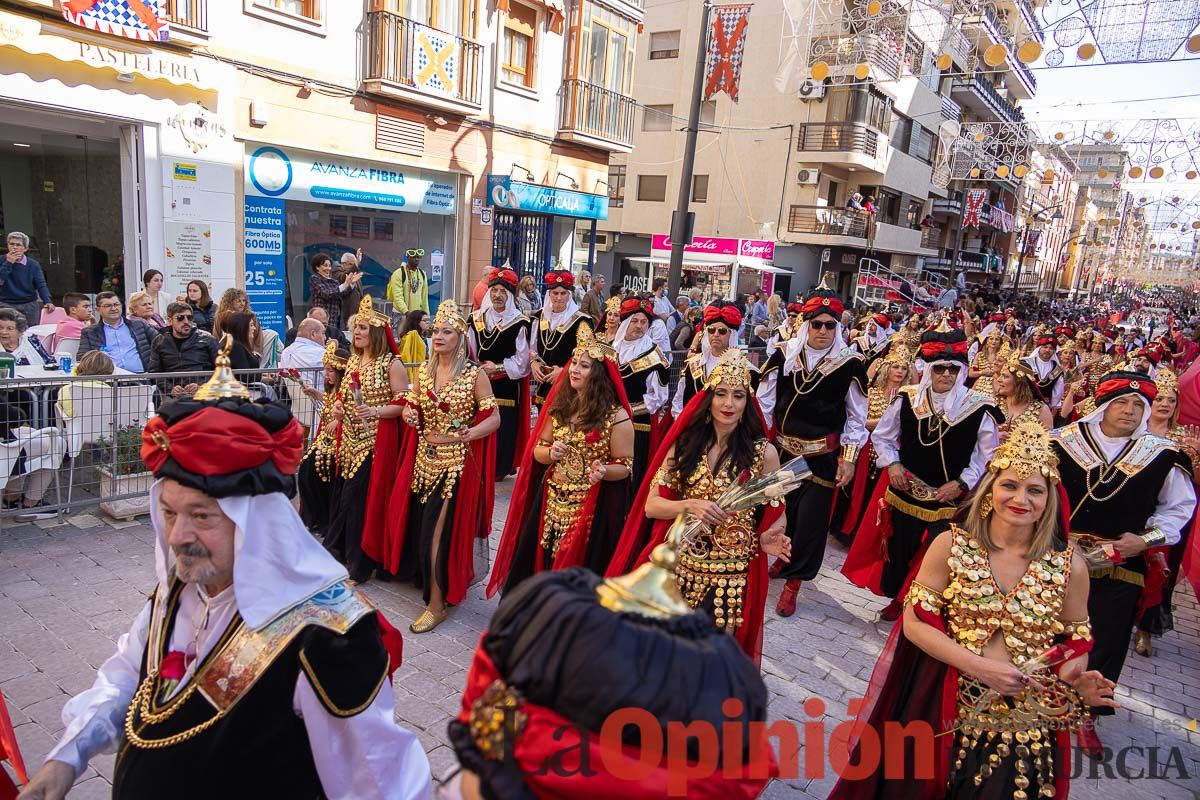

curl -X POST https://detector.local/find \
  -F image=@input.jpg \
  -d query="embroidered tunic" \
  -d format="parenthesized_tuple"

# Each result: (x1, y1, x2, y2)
(657, 439, 768, 633)
(335, 353, 397, 479)
(406, 363, 492, 502)
(303, 391, 340, 482)
(540, 409, 618, 556)
(998, 398, 1048, 434)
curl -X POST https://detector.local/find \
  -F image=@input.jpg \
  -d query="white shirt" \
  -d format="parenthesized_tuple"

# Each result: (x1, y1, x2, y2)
(1026, 354, 1066, 409)
(280, 336, 327, 393)
(755, 343, 868, 449)
(46, 584, 431, 799)
(653, 293, 673, 321)
(650, 318, 673, 365)
(469, 312, 531, 381)
(617, 334, 668, 415)
(1083, 423, 1196, 545)
(872, 387, 1000, 490)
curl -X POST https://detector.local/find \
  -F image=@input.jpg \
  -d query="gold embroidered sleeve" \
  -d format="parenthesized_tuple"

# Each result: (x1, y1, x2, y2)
(1055, 617, 1093, 641)
(904, 580, 945, 614)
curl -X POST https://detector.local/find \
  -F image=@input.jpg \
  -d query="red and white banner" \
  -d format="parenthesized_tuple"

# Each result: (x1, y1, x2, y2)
(963, 189, 988, 228)
(703, 5, 752, 103)
(62, 0, 170, 42)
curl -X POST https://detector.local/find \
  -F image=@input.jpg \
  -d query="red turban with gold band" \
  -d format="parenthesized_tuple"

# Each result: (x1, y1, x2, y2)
(800, 290, 844, 320)
(487, 267, 519, 291)
(1095, 371, 1157, 406)
(703, 302, 742, 329)
(619, 297, 655, 320)
(543, 270, 574, 290)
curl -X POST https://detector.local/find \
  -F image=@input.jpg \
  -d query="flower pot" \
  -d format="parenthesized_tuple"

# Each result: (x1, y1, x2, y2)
(98, 466, 153, 520)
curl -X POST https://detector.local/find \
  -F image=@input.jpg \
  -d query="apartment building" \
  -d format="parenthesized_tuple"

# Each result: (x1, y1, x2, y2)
(0, 0, 641, 331)
(1005, 143, 1078, 294)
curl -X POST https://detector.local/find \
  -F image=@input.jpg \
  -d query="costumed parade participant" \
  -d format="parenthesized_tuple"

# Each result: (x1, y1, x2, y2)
(967, 326, 1008, 397)
(766, 301, 804, 355)
(843, 320, 1001, 621)
(386, 248, 430, 315)
(1136, 367, 1200, 657)
(852, 311, 893, 372)
(670, 300, 749, 417)
(468, 266, 531, 480)
(489, 326, 634, 595)
(756, 282, 868, 617)
(1024, 329, 1065, 418)
(597, 295, 621, 344)
(1051, 370, 1196, 751)
(1130, 342, 1166, 378)
(17, 343, 431, 800)
(443, 540, 778, 797)
(324, 295, 408, 584)
(296, 341, 349, 534)
(829, 422, 1116, 800)
(614, 297, 669, 490)
(607, 348, 793, 663)
(993, 353, 1054, 435)
(835, 343, 914, 545)
(528, 269, 592, 411)
(363, 301, 499, 634)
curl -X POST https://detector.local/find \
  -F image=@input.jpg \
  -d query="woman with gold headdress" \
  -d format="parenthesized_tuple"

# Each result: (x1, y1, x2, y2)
(993, 352, 1054, 436)
(834, 342, 914, 544)
(606, 349, 791, 664)
(297, 341, 349, 535)
(1135, 366, 1200, 657)
(597, 295, 622, 344)
(363, 300, 500, 633)
(829, 422, 1117, 799)
(324, 295, 409, 584)
(488, 327, 635, 595)
(967, 327, 1008, 397)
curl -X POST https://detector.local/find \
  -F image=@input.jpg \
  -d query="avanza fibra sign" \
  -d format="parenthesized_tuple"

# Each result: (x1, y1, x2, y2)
(486, 175, 608, 220)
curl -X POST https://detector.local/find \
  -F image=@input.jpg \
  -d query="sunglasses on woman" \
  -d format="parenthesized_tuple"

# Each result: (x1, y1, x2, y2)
(808, 320, 838, 331)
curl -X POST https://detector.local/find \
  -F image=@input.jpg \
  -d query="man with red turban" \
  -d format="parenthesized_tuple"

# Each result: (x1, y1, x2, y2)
(670, 300, 755, 417)
(614, 297, 669, 490)
(757, 284, 868, 617)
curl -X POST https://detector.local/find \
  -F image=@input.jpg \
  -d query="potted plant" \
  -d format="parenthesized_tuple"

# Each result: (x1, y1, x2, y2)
(98, 424, 153, 519)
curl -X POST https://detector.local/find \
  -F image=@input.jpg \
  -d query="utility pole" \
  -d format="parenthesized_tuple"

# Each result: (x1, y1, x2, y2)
(667, 0, 712, 301)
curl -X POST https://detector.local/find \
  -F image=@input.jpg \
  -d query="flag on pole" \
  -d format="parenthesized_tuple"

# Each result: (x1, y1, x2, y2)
(62, 0, 170, 42)
(963, 188, 988, 228)
(704, 5, 752, 103)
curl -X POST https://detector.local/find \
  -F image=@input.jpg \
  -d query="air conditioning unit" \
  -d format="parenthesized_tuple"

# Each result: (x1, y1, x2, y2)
(796, 168, 820, 185)
(592, 231, 616, 251)
(799, 79, 826, 100)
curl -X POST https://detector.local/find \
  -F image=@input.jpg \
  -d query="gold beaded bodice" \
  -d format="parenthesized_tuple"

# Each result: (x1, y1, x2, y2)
(971, 350, 1002, 397)
(540, 409, 618, 556)
(303, 390, 340, 481)
(1084, 355, 1113, 394)
(999, 399, 1047, 434)
(659, 439, 769, 632)
(408, 364, 490, 502)
(944, 527, 1074, 666)
(336, 354, 397, 479)
(867, 385, 898, 424)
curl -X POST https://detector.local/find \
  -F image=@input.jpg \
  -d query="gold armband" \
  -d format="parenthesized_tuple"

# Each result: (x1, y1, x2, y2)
(840, 444, 859, 463)
(478, 396, 497, 410)
(1140, 527, 1167, 547)
(904, 580, 945, 614)
(609, 457, 633, 470)
(1057, 617, 1093, 641)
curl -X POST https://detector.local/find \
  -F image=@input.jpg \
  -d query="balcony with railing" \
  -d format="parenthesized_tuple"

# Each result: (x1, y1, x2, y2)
(809, 33, 902, 81)
(951, 72, 1023, 124)
(1010, 54, 1037, 98)
(1018, 0, 1043, 43)
(920, 225, 943, 250)
(932, 197, 962, 217)
(796, 123, 881, 159)
(557, 79, 637, 152)
(941, 94, 962, 123)
(363, 9, 483, 113)
(786, 205, 867, 243)
(165, 0, 206, 33)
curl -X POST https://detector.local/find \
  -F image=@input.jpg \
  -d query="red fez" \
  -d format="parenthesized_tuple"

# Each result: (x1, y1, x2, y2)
(800, 291, 845, 320)
(1096, 371, 1157, 406)
(703, 303, 743, 329)
(487, 267, 519, 291)
(1055, 324, 1075, 338)
(543, 270, 575, 289)
(619, 298, 655, 320)
(873, 313, 890, 327)
(786, 302, 804, 315)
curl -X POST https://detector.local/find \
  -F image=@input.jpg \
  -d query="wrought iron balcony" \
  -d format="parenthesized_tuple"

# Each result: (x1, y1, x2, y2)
(796, 123, 880, 158)
(364, 10, 483, 110)
(950, 73, 1023, 124)
(787, 205, 867, 239)
(558, 79, 637, 151)
(941, 94, 962, 123)
(165, 0, 206, 32)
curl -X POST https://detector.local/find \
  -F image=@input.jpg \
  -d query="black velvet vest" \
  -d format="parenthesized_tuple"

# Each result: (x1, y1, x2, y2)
(619, 345, 667, 424)
(896, 390, 999, 487)
(532, 311, 589, 403)
(763, 349, 867, 441)
(473, 313, 530, 402)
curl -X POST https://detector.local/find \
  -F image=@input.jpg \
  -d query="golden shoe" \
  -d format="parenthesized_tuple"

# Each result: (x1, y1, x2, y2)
(1134, 630, 1153, 658)
(409, 608, 448, 634)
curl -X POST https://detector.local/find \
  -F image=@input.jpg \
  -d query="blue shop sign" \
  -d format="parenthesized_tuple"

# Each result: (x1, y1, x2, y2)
(485, 176, 608, 220)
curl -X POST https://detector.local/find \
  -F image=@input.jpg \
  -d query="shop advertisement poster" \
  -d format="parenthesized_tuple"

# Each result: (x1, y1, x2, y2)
(430, 248, 444, 282)
(244, 143, 456, 215)
(243, 196, 287, 336)
(164, 222, 211, 299)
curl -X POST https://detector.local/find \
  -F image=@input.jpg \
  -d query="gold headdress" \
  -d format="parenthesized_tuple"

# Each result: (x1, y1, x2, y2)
(355, 294, 390, 328)
(1002, 351, 1037, 381)
(882, 342, 912, 366)
(321, 340, 348, 370)
(432, 299, 468, 334)
(1156, 366, 1179, 396)
(704, 348, 753, 391)
(988, 421, 1059, 483)
(572, 322, 614, 362)
(604, 295, 622, 316)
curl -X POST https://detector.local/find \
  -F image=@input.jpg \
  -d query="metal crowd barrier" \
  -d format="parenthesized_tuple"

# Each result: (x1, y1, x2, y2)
(0, 346, 772, 524)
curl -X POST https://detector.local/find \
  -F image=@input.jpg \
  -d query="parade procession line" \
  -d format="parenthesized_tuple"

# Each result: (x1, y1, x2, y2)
(0, 479, 1196, 799)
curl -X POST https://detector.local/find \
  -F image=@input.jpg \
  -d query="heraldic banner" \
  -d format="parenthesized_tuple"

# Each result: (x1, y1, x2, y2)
(704, 4, 752, 104)
(62, 0, 170, 43)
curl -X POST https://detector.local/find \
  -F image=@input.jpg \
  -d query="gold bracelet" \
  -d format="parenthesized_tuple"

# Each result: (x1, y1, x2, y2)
(840, 444, 859, 463)
(1140, 527, 1167, 547)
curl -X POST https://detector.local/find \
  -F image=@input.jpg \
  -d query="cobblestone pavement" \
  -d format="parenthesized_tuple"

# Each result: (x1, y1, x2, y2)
(1, 483, 1198, 798)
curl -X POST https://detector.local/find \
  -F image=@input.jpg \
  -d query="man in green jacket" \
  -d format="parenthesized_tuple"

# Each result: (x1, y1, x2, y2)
(386, 249, 429, 314)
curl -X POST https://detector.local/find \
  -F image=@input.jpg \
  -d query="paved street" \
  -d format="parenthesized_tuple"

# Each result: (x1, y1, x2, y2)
(1, 483, 1198, 798)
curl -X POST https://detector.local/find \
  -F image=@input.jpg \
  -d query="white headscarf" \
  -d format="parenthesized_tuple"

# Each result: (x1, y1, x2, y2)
(615, 312, 655, 364)
(541, 290, 580, 330)
(782, 317, 848, 374)
(483, 284, 522, 330)
(149, 480, 347, 631)
(914, 355, 970, 418)
(1079, 394, 1152, 438)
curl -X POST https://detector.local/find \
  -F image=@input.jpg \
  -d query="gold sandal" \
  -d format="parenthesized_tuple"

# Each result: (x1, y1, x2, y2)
(1134, 630, 1153, 658)
(409, 608, 448, 634)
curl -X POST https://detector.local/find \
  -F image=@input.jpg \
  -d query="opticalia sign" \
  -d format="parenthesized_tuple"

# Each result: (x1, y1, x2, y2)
(244, 144, 456, 215)
(485, 175, 608, 221)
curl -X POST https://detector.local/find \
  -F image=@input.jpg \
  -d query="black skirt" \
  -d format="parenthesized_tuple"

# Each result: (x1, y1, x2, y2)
(394, 476, 459, 606)
(296, 451, 333, 535)
(324, 457, 379, 583)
